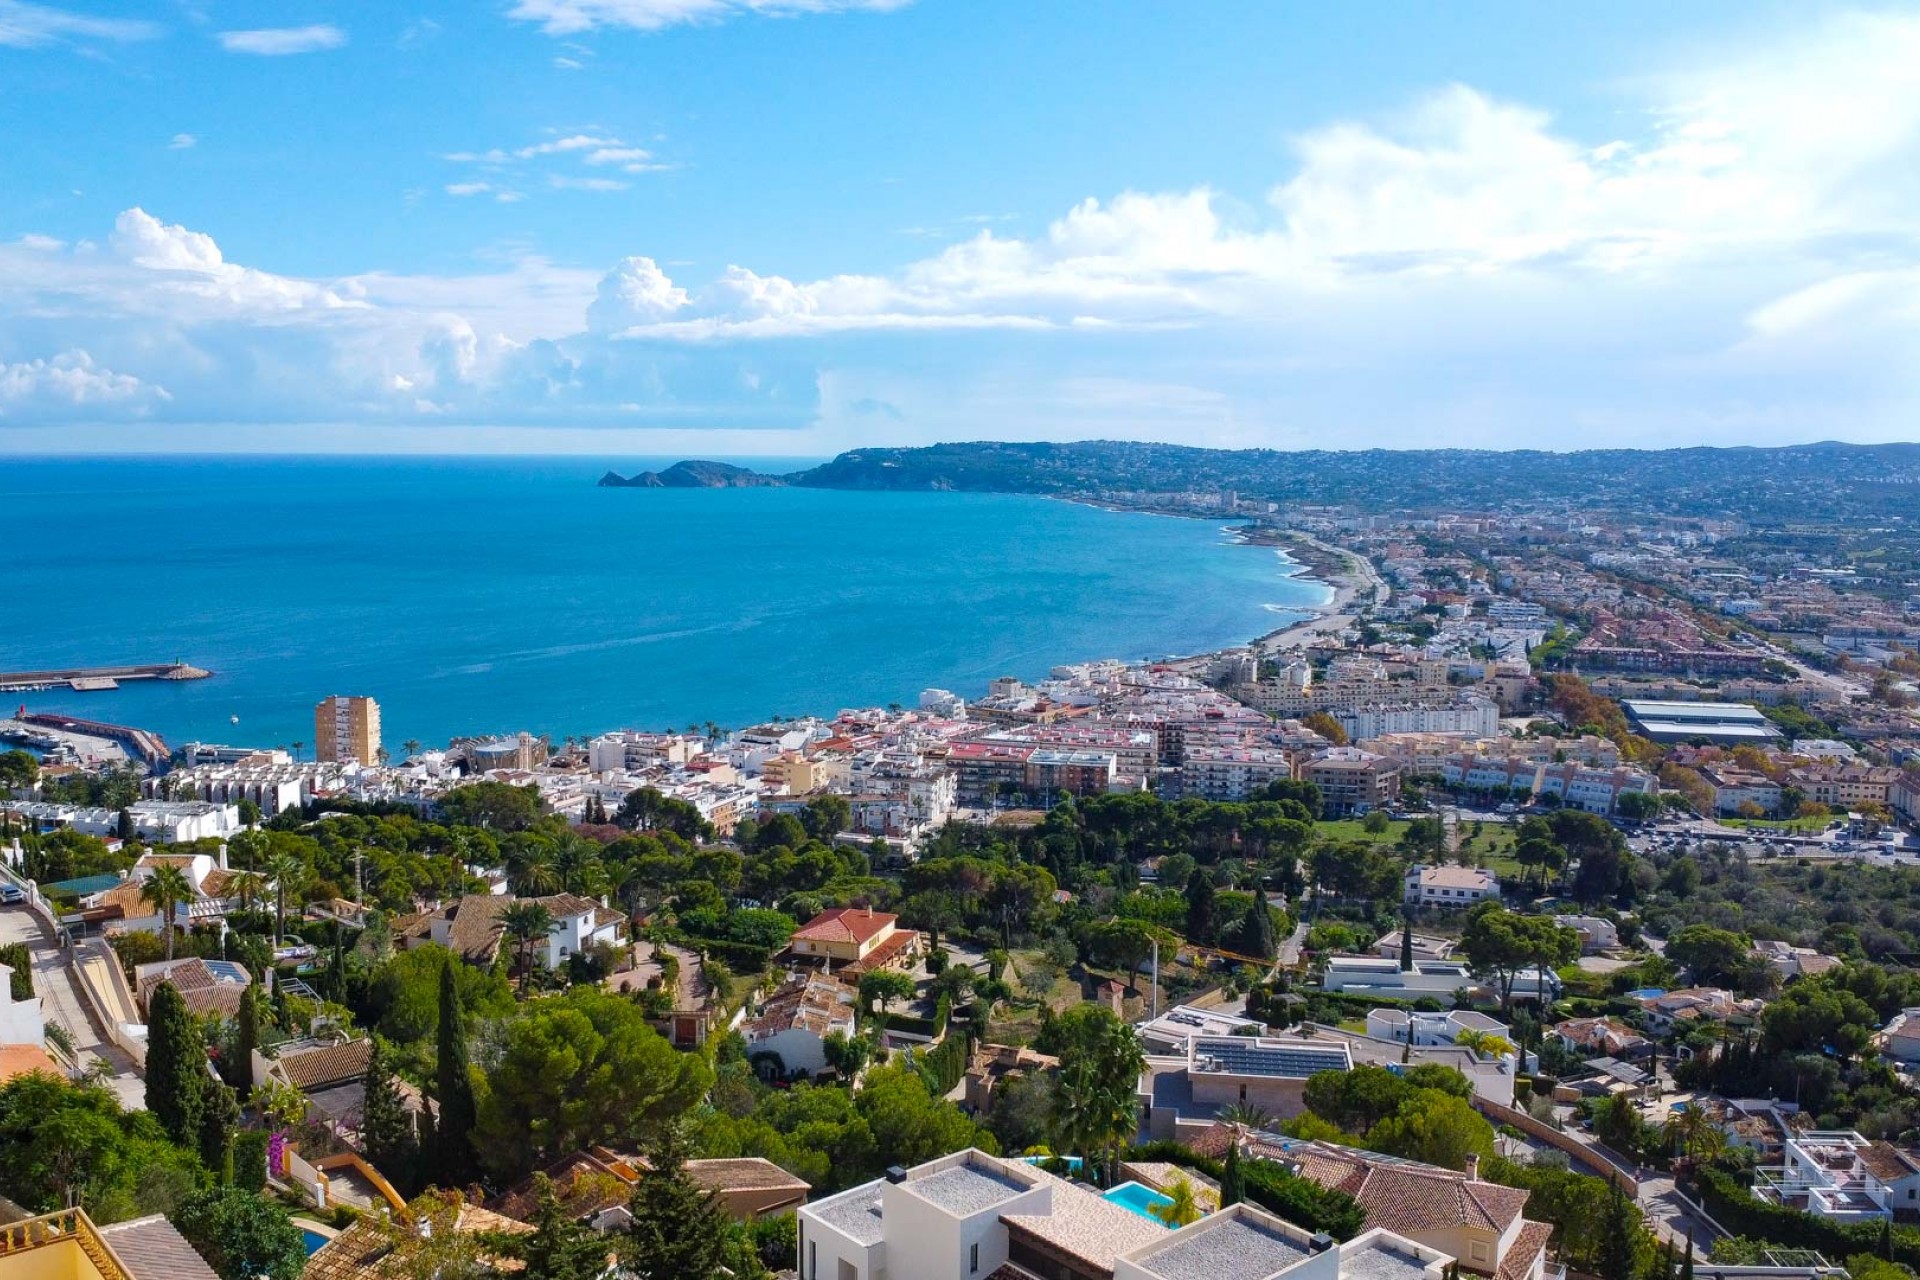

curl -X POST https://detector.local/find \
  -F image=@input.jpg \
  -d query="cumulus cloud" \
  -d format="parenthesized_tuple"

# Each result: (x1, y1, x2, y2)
(168, 132, 196, 150)
(0, 0, 159, 47)
(217, 24, 346, 55)
(5, 9, 1920, 448)
(507, 0, 911, 36)
(0, 351, 168, 415)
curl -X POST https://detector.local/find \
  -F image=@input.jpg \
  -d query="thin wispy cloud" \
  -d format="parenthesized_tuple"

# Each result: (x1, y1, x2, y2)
(217, 24, 346, 55)
(0, 0, 160, 48)
(168, 133, 196, 150)
(507, 0, 912, 35)
(443, 131, 668, 192)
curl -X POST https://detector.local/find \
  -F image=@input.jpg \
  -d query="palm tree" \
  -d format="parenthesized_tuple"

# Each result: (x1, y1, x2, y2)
(228, 868, 266, 913)
(290, 740, 304, 762)
(141, 863, 195, 961)
(402, 739, 422, 762)
(1664, 1106, 1725, 1163)
(261, 850, 305, 943)
(500, 901, 554, 995)
(1455, 1028, 1517, 1060)
(508, 844, 560, 897)
(1215, 1102, 1276, 1132)
(1050, 1009, 1147, 1180)
(1150, 1174, 1204, 1228)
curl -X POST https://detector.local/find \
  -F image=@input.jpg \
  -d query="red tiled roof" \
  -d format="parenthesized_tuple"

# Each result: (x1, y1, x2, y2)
(792, 907, 897, 946)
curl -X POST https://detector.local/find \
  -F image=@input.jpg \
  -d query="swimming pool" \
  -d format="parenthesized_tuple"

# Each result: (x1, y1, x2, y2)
(1103, 1181, 1175, 1224)
(301, 1229, 330, 1255)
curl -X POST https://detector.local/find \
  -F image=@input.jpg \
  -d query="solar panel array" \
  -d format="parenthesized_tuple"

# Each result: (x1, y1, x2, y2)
(1192, 1037, 1348, 1078)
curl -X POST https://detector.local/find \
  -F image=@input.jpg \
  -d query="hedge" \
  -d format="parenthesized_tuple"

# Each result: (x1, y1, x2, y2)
(915, 1035, 970, 1096)
(0, 944, 30, 1002)
(1694, 1166, 1920, 1268)
(232, 1130, 269, 1193)
(1126, 1139, 1366, 1240)
(679, 936, 774, 974)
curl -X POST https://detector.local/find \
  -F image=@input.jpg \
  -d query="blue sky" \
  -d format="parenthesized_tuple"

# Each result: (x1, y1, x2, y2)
(3, 0, 1918, 454)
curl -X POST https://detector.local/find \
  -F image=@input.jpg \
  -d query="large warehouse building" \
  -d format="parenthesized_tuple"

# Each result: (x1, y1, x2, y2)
(1622, 699, 1783, 744)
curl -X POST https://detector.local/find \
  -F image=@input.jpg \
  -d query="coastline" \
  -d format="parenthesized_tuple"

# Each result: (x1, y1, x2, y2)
(1057, 493, 1384, 672)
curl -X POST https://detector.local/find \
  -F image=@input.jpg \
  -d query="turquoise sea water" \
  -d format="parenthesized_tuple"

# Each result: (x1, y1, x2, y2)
(0, 457, 1327, 752)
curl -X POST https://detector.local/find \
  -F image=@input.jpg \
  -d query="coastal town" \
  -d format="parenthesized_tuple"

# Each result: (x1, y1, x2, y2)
(4, 480, 1920, 1280)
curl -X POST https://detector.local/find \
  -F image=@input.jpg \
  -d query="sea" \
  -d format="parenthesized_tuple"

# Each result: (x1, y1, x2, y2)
(0, 456, 1328, 753)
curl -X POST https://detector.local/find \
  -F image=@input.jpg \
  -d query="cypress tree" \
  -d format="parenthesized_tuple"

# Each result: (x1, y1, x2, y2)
(1235, 886, 1276, 960)
(1881, 1217, 1895, 1262)
(229, 983, 259, 1094)
(1184, 867, 1217, 945)
(1681, 1236, 1695, 1280)
(362, 1039, 420, 1194)
(1399, 911, 1415, 972)
(626, 1127, 732, 1280)
(200, 1080, 241, 1180)
(1219, 1141, 1244, 1207)
(516, 1174, 610, 1280)
(146, 981, 207, 1148)
(431, 959, 477, 1188)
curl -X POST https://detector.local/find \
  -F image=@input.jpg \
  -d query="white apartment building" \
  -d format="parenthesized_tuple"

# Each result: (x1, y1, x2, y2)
(1336, 696, 1501, 743)
(3, 799, 242, 844)
(1533, 763, 1656, 815)
(797, 1149, 1456, 1280)
(1177, 747, 1299, 802)
(587, 731, 702, 772)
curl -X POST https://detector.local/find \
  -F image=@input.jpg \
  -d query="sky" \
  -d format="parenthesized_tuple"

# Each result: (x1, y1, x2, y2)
(3, 1, 1919, 456)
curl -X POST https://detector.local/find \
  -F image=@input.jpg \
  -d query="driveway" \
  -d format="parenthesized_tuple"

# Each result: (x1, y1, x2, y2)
(0, 904, 144, 1107)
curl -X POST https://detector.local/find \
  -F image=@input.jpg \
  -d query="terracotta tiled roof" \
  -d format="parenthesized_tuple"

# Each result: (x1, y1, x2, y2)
(487, 1152, 635, 1224)
(0, 1044, 61, 1083)
(591, 906, 625, 930)
(199, 868, 240, 897)
(303, 1200, 531, 1280)
(1497, 1219, 1554, 1280)
(1289, 1142, 1529, 1235)
(534, 892, 600, 920)
(747, 973, 857, 1041)
(444, 895, 509, 963)
(687, 1158, 811, 1195)
(841, 927, 921, 975)
(791, 907, 897, 946)
(278, 1039, 373, 1092)
(98, 1214, 221, 1280)
(1860, 1142, 1920, 1182)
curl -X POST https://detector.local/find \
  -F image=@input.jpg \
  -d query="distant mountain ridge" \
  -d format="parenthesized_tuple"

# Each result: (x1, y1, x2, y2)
(599, 439, 1920, 520)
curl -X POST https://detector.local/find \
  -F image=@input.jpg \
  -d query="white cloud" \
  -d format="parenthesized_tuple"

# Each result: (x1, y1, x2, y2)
(0, 350, 168, 414)
(549, 175, 629, 191)
(168, 132, 196, 150)
(507, 0, 911, 36)
(217, 24, 346, 55)
(7, 9, 1920, 448)
(0, 0, 159, 47)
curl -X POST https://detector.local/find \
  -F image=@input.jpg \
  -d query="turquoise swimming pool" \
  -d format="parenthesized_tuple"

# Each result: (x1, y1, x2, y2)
(1103, 1181, 1174, 1223)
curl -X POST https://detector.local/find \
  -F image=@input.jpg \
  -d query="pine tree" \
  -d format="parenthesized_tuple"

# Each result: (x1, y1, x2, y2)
(200, 1080, 241, 1180)
(430, 959, 477, 1188)
(1235, 886, 1276, 960)
(361, 1039, 420, 1194)
(1184, 867, 1217, 945)
(146, 982, 207, 1147)
(515, 1174, 610, 1280)
(1219, 1141, 1244, 1207)
(1597, 1180, 1638, 1280)
(626, 1127, 732, 1280)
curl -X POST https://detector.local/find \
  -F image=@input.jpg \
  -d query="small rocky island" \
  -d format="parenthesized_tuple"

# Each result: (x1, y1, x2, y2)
(597, 460, 785, 488)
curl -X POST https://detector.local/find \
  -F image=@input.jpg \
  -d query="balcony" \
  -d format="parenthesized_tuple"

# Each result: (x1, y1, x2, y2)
(0, 1210, 137, 1280)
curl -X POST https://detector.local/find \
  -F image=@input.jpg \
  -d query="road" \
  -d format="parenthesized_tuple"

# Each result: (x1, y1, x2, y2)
(0, 904, 144, 1107)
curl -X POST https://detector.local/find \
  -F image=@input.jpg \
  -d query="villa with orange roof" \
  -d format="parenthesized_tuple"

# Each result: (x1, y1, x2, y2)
(788, 906, 922, 975)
